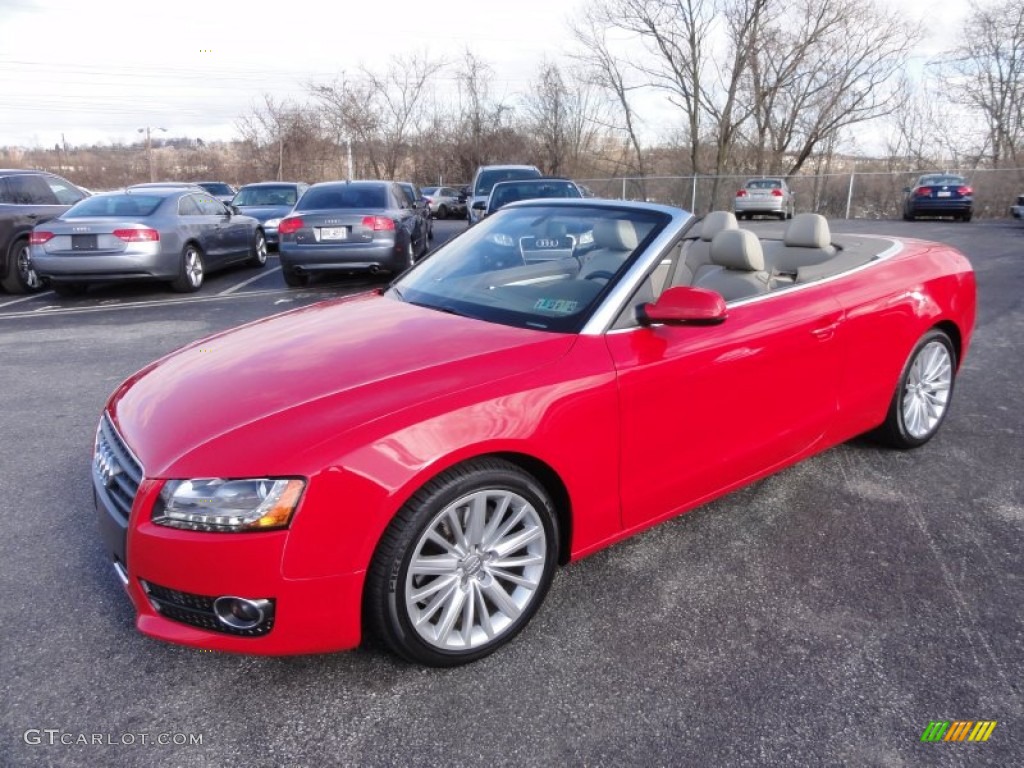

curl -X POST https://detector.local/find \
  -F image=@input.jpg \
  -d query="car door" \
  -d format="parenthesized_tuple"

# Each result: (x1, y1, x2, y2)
(213, 198, 251, 260)
(181, 194, 222, 261)
(605, 283, 844, 529)
(393, 185, 421, 251)
(196, 195, 239, 264)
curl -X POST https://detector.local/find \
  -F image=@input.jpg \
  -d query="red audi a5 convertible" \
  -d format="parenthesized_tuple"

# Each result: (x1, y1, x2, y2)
(93, 201, 976, 666)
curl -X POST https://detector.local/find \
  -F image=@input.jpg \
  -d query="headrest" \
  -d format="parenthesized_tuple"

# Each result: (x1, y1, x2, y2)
(710, 229, 765, 271)
(700, 210, 739, 242)
(784, 213, 831, 248)
(593, 219, 639, 251)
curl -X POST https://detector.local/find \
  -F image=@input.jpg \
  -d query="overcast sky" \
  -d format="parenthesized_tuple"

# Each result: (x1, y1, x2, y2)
(0, 0, 970, 150)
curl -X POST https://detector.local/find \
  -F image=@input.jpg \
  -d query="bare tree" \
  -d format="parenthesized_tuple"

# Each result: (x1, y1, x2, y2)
(235, 95, 325, 181)
(569, 6, 650, 189)
(937, 0, 1024, 168)
(742, 0, 918, 176)
(312, 53, 446, 180)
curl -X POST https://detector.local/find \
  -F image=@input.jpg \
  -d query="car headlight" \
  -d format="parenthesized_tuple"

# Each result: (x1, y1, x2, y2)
(153, 478, 305, 532)
(487, 232, 515, 247)
(264, 218, 282, 228)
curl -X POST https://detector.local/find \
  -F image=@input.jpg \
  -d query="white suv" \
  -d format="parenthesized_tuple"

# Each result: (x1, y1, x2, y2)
(467, 164, 542, 225)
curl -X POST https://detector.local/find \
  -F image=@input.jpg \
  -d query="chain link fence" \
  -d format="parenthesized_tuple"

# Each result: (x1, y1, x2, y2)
(578, 168, 1024, 219)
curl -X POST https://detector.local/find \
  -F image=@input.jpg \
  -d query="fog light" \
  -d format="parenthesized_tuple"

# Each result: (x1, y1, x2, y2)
(213, 596, 274, 630)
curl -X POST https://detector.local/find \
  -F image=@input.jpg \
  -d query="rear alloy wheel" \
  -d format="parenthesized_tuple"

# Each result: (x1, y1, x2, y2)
(248, 230, 267, 267)
(2, 237, 44, 294)
(51, 282, 87, 297)
(366, 458, 559, 666)
(171, 244, 204, 293)
(876, 329, 956, 449)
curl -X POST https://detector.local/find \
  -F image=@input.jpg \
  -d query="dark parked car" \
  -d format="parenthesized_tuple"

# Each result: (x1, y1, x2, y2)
(0, 169, 88, 293)
(30, 188, 266, 295)
(1010, 194, 1023, 219)
(277, 180, 430, 287)
(397, 181, 433, 242)
(231, 182, 310, 248)
(421, 186, 467, 219)
(195, 181, 238, 205)
(467, 165, 542, 225)
(902, 174, 974, 221)
(479, 178, 583, 218)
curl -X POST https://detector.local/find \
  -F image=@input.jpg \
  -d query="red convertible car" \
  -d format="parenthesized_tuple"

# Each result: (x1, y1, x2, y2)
(94, 202, 975, 666)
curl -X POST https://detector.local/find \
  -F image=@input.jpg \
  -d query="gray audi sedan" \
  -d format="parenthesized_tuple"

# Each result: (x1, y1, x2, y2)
(278, 180, 428, 287)
(30, 188, 267, 296)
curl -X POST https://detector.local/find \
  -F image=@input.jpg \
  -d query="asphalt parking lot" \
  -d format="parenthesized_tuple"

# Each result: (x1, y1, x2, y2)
(1, 215, 1021, 767)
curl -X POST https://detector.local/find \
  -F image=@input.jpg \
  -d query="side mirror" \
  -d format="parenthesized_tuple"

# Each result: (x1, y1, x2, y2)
(472, 200, 487, 210)
(636, 286, 727, 326)
(229, 204, 240, 215)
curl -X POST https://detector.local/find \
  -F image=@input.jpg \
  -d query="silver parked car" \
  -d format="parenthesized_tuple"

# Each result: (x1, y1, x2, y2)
(30, 189, 267, 296)
(420, 186, 467, 219)
(467, 164, 542, 225)
(733, 177, 795, 220)
(277, 180, 429, 287)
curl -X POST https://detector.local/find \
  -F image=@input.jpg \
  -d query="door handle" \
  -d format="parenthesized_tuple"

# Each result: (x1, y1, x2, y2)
(811, 322, 839, 340)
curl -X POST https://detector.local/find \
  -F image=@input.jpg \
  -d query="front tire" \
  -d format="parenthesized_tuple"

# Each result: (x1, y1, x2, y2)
(170, 244, 204, 293)
(876, 329, 956, 449)
(2, 237, 44, 294)
(365, 458, 559, 667)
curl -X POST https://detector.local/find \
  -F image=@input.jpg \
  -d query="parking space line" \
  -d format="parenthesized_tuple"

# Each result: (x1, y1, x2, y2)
(218, 266, 282, 296)
(0, 288, 295, 320)
(0, 291, 54, 308)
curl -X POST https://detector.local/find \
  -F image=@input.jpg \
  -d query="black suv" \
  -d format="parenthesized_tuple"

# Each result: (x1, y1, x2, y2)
(0, 169, 88, 293)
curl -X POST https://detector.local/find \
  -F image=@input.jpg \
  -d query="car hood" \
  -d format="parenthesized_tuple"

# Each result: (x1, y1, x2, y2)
(235, 205, 292, 221)
(109, 292, 576, 476)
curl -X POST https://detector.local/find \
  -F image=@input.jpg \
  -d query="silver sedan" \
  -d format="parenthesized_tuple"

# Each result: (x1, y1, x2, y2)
(30, 189, 267, 295)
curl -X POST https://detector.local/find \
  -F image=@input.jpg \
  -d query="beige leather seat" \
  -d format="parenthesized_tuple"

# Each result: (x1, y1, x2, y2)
(669, 210, 738, 287)
(693, 229, 772, 301)
(764, 213, 836, 273)
(580, 219, 639, 279)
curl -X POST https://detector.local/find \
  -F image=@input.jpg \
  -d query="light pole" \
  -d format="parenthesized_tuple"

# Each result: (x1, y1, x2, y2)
(138, 126, 167, 182)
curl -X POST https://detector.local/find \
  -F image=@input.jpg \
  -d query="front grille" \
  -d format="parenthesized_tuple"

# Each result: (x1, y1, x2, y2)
(141, 581, 275, 637)
(93, 415, 143, 524)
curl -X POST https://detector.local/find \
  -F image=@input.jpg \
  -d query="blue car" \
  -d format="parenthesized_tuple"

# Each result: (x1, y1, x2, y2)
(231, 182, 309, 248)
(902, 174, 973, 222)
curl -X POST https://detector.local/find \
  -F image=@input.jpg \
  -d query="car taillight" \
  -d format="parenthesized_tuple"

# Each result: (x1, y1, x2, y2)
(361, 216, 396, 231)
(915, 187, 932, 197)
(278, 217, 303, 235)
(771, 189, 783, 197)
(736, 189, 747, 197)
(113, 228, 159, 242)
(957, 186, 973, 196)
(29, 231, 54, 245)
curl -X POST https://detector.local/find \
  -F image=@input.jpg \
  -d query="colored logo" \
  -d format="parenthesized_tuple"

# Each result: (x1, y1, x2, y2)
(920, 721, 997, 742)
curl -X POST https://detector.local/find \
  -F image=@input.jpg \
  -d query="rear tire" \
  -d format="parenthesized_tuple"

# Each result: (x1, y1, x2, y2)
(51, 282, 87, 297)
(2, 237, 44, 294)
(170, 244, 204, 293)
(248, 230, 267, 267)
(437, 204, 448, 220)
(875, 329, 956, 449)
(282, 266, 308, 287)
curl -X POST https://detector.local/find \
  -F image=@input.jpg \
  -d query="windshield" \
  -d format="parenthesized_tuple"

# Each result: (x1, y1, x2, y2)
(234, 186, 299, 206)
(388, 203, 668, 333)
(297, 184, 387, 210)
(474, 168, 541, 196)
(63, 194, 164, 218)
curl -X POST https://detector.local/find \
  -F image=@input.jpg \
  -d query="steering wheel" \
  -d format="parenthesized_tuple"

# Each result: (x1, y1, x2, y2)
(584, 270, 616, 281)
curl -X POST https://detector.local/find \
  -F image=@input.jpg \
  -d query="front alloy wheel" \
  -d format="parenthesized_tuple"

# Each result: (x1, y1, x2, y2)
(367, 459, 559, 666)
(249, 230, 267, 266)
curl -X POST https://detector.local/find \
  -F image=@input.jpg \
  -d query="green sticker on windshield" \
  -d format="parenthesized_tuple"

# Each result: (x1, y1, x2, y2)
(534, 298, 579, 313)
